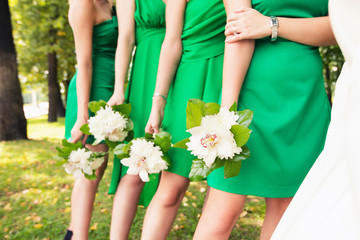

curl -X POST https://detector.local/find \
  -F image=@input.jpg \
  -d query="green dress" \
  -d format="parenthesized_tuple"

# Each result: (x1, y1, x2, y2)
(208, 0, 331, 198)
(65, 15, 118, 143)
(108, 0, 166, 206)
(163, 0, 226, 178)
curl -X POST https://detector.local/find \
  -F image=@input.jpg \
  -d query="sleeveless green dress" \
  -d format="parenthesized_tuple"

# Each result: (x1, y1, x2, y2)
(208, 0, 331, 198)
(163, 0, 226, 178)
(108, 0, 165, 206)
(65, 15, 118, 143)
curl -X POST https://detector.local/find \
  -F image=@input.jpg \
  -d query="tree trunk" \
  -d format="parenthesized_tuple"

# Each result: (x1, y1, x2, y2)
(57, 81, 66, 117)
(0, 0, 27, 140)
(47, 51, 58, 122)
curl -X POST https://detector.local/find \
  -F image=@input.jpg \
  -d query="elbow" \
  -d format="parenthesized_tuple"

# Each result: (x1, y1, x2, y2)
(117, 33, 135, 50)
(162, 38, 183, 60)
(77, 61, 92, 73)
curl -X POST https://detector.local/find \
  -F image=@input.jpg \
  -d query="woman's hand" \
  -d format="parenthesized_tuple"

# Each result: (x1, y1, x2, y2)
(70, 115, 89, 145)
(107, 93, 125, 106)
(145, 97, 166, 135)
(225, 7, 271, 43)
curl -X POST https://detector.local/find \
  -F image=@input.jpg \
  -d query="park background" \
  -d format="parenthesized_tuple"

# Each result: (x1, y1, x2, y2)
(0, 0, 344, 239)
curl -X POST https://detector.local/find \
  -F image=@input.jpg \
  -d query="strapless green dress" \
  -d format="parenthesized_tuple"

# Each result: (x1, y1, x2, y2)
(163, 0, 226, 178)
(108, 0, 166, 206)
(208, 0, 331, 198)
(65, 15, 118, 143)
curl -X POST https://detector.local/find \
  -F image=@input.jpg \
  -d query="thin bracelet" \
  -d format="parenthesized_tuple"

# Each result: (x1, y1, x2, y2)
(153, 92, 167, 102)
(269, 16, 279, 42)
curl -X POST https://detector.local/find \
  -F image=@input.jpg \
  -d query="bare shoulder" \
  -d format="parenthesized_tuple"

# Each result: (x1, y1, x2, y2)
(68, 0, 95, 29)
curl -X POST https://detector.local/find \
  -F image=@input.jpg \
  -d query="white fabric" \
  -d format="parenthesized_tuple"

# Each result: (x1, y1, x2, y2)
(271, 0, 360, 239)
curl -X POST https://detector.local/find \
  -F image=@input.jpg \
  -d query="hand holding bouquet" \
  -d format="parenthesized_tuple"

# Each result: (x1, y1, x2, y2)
(80, 100, 134, 149)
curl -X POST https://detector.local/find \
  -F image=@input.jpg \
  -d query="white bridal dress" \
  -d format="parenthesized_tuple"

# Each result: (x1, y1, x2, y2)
(271, 0, 360, 239)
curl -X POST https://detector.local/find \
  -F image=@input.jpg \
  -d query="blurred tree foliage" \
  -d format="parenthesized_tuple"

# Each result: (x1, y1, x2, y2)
(9, 0, 76, 121)
(320, 45, 344, 106)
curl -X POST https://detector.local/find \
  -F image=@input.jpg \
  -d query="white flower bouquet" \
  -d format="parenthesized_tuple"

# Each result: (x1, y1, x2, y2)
(174, 99, 253, 181)
(113, 131, 172, 182)
(80, 100, 134, 149)
(56, 139, 107, 180)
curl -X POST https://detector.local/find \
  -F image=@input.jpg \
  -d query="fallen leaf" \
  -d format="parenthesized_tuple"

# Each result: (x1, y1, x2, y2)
(90, 222, 98, 231)
(34, 224, 43, 229)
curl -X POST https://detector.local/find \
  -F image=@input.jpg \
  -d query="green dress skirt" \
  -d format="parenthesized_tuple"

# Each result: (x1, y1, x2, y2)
(163, 0, 226, 178)
(208, 0, 331, 198)
(108, 0, 166, 206)
(65, 16, 118, 143)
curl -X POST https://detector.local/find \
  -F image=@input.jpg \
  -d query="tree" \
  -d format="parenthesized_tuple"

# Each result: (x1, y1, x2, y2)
(9, 0, 76, 122)
(0, 0, 27, 140)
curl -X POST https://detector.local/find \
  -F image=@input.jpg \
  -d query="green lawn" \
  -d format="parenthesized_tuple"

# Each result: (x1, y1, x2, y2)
(0, 115, 265, 239)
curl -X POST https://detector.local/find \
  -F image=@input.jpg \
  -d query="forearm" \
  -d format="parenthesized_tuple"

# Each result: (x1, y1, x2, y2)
(222, 0, 254, 108)
(277, 16, 336, 46)
(153, 38, 183, 96)
(221, 40, 254, 108)
(76, 65, 92, 119)
(113, 36, 135, 96)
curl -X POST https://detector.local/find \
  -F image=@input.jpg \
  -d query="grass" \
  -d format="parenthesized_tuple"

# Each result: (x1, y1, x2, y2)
(0, 115, 265, 239)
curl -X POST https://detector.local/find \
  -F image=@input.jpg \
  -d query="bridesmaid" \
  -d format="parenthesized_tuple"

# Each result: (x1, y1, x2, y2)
(194, 0, 336, 239)
(64, 0, 117, 239)
(106, 0, 166, 239)
(142, 0, 226, 239)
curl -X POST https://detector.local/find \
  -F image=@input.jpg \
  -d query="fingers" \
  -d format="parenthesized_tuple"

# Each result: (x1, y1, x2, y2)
(224, 24, 239, 37)
(225, 34, 245, 44)
(81, 135, 89, 145)
(145, 122, 160, 135)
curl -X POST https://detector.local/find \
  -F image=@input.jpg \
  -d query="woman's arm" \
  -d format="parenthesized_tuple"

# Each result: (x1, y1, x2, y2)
(221, 0, 254, 109)
(225, 7, 336, 46)
(145, 0, 187, 134)
(68, 0, 95, 143)
(107, 0, 136, 106)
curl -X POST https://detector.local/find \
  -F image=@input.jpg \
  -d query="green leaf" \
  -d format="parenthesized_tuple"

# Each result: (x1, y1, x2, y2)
(186, 99, 205, 129)
(57, 139, 83, 159)
(162, 152, 172, 167)
(236, 109, 253, 128)
(105, 139, 119, 150)
(154, 131, 172, 152)
(88, 100, 107, 113)
(124, 119, 134, 132)
(112, 103, 131, 117)
(203, 102, 220, 116)
(144, 132, 154, 140)
(230, 125, 252, 147)
(123, 142, 133, 155)
(229, 102, 237, 112)
(235, 146, 250, 160)
(125, 130, 134, 142)
(189, 159, 209, 182)
(173, 138, 190, 149)
(209, 158, 225, 173)
(90, 151, 108, 158)
(224, 157, 242, 179)
(80, 123, 91, 135)
(84, 173, 97, 180)
(55, 159, 68, 166)
(113, 143, 129, 159)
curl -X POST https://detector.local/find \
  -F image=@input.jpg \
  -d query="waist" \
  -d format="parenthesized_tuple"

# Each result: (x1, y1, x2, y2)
(181, 33, 225, 62)
(136, 27, 165, 46)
